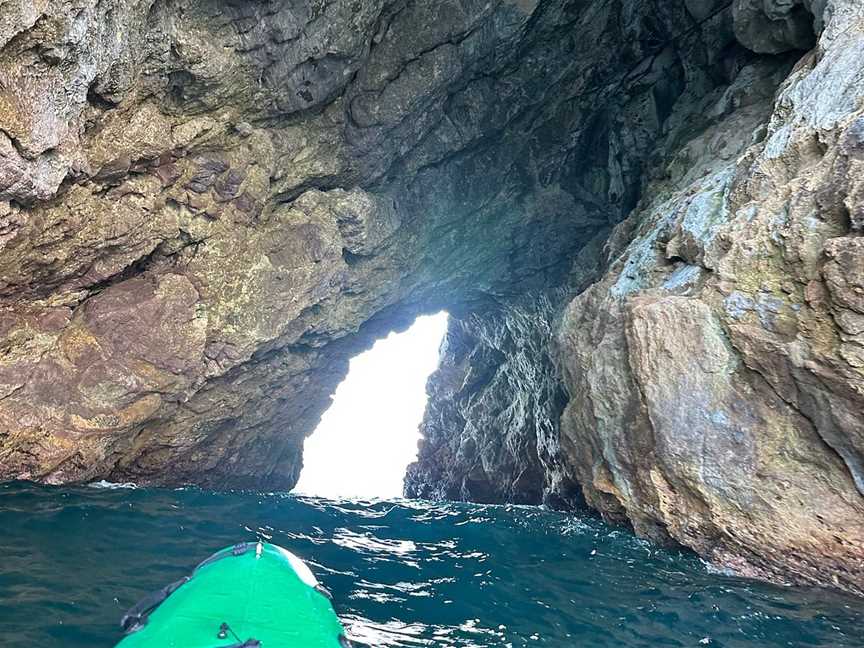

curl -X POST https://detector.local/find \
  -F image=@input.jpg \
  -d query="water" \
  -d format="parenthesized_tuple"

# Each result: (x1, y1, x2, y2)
(0, 482, 861, 648)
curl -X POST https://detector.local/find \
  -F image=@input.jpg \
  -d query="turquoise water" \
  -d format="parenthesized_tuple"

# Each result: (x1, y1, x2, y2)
(0, 482, 861, 647)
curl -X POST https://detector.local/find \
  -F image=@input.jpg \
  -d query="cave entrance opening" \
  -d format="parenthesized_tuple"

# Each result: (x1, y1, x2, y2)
(294, 311, 449, 500)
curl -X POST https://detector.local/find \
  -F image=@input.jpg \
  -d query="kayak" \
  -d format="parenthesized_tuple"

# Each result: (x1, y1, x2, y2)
(115, 541, 351, 647)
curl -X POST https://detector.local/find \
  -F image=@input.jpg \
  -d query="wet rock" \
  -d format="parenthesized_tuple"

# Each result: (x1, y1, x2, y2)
(406, 294, 581, 507)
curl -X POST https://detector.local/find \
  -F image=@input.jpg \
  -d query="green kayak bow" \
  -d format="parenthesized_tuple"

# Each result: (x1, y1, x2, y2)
(115, 541, 351, 648)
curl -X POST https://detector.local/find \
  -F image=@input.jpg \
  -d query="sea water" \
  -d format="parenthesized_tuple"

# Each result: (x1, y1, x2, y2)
(0, 481, 861, 647)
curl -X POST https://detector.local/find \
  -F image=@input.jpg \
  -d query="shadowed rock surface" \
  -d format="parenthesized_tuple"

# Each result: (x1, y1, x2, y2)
(1, 0, 862, 595)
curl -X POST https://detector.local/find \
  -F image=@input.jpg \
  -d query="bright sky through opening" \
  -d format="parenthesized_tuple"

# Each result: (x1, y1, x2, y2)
(294, 312, 449, 500)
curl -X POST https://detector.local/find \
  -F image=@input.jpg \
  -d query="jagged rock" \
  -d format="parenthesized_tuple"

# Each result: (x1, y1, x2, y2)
(0, 0, 862, 596)
(405, 293, 584, 507)
(550, 0, 864, 596)
(414, 0, 864, 595)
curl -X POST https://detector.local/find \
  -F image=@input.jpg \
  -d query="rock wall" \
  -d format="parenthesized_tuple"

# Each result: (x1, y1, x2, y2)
(405, 292, 583, 507)
(0, 0, 741, 485)
(0, 0, 640, 486)
(554, 1, 864, 595)
(411, 0, 864, 595)
(1, 0, 863, 595)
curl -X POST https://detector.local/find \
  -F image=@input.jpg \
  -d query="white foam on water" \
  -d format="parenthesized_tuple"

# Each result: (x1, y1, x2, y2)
(87, 480, 138, 490)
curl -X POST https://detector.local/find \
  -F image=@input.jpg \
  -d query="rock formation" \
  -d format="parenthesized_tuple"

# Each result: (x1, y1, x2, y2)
(1, 0, 862, 594)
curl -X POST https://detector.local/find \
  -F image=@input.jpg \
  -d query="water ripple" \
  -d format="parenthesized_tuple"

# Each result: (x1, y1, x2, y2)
(0, 482, 861, 647)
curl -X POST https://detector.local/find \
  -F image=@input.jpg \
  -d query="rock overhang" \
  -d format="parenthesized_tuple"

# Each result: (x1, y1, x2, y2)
(2, 0, 863, 595)
(0, 0, 758, 486)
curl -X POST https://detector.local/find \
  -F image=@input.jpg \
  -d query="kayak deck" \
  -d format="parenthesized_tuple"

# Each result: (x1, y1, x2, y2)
(116, 542, 348, 648)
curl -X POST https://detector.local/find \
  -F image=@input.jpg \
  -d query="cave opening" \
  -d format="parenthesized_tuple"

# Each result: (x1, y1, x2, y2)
(294, 312, 449, 499)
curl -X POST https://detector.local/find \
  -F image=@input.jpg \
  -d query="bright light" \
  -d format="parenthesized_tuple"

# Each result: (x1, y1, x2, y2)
(294, 312, 449, 499)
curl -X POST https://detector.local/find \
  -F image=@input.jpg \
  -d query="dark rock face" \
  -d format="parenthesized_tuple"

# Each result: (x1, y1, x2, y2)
(1, 0, 863, 595)
(404, 293, 582, 507)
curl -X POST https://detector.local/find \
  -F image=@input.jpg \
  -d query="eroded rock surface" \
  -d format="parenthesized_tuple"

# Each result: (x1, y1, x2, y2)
(0, 0, 619, 486)
(405, 292, 583, 507)
(411, 0, 864, 595)
(1, 0, 863, 594)
(546, 2, 864, 595)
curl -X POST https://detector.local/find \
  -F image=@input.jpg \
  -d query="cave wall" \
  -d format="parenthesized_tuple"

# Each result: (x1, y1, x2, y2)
(0, 0, 741, 485)
(408, 3, 790, 500)
(0, 0, 863, 595)
(554, 1, 864, 594)
(405, 291, 583, 507)
(0, 0, 631, 486)
(410, 0, 864, 596)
